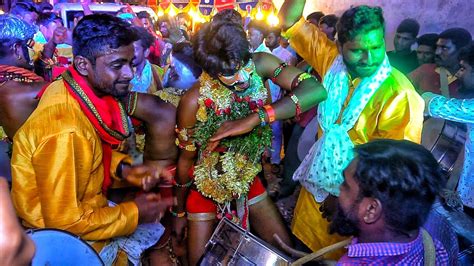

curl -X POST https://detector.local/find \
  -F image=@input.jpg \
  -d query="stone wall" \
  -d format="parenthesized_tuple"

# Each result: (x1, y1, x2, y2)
(273, 0, 473, 50)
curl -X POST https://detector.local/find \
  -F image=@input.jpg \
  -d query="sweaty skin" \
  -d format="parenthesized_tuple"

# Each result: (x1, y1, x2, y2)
(0, 80, 46, 139)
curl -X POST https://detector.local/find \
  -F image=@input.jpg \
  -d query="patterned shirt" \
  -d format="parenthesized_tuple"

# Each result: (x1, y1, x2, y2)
(338, 230, 449, 265)
(425, 92, 474, 208)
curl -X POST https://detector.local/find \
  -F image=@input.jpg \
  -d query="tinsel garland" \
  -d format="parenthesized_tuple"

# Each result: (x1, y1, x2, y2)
(193, 72, 272, 204)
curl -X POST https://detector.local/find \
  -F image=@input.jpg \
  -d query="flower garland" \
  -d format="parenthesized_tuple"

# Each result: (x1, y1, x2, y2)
(193, 71, 272, 204)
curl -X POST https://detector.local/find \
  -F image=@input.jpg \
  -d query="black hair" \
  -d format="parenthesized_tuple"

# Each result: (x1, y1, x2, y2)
(10, 1, 38, 16)
(132, 26, 154, 49)
(459, 42, 474, 68)
(417, 33, 439, 48)
(396, 18, 420, 38)
(353, 139, 444, 233)
(0, 14, 37, 58)
(336, 5, 385, 45)
(319, 14, 338, 28)
(38, 1, 53, 13)
(172, 42, 202, 78)
(247, 20, 268, 36)
(73, 14, 139, 65)
(439, 28, 472, 50)
(267, 27, 282, 37)
(193, 21, 251, 78)
(212, 9, 242, 26)
(306, 11, 325, 22)
(37, 12, 61, 27)
(136, 11, 151, 19)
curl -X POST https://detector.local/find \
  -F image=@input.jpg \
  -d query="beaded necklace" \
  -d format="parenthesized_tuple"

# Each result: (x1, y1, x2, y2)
(0, 65, 44, 83)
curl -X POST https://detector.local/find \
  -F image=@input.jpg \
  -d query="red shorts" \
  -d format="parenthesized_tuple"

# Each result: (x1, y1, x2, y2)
(186, 176, 267, 221)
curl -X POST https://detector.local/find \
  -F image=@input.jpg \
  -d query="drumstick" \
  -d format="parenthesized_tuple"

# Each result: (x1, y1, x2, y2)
(273, 234, 308, 258)
(291, 238, 352, 265)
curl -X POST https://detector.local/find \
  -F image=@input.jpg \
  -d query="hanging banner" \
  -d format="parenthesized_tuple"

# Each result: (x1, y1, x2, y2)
(159, 0, 172, 10)
(214, 0, 235, 11)
(236, 0, 258, 12)
(198, 0, 214, 16)
(173, 0, 190, 9)
(260, 0, 273, 10)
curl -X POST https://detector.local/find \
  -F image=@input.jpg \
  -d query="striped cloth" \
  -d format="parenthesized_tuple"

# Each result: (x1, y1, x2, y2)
(337, 229, 449, 265)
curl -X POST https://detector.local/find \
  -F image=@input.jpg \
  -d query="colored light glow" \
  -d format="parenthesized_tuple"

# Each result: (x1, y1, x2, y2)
(267, 12, 279, 26)
(168, 7, 176, 17)
(0, 10, 4, 15)
(255, 8, 263, 20)
(157, 9, 164, 17)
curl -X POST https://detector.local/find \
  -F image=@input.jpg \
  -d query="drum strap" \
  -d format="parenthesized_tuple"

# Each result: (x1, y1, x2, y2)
(439, 68, 450, 97)
(421, 228, 436, 266)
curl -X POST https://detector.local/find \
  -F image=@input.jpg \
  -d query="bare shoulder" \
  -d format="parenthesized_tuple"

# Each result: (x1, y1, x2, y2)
(253, 52, 283, 78)
(177, 82, 201, 126)
(135, 93, 176, 125)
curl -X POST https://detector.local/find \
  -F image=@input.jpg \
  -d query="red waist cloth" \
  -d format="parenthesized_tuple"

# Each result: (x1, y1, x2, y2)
(186, 176, 265, 213)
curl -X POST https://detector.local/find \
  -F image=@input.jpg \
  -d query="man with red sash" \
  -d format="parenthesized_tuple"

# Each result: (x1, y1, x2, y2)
(11, 14, 172, 265)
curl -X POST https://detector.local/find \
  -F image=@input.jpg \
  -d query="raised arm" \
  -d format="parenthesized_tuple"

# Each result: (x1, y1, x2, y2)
(278, 0, 307, 30)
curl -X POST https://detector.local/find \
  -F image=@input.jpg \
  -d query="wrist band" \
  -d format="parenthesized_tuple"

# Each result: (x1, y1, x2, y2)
(169, 207, 186, 218)
(257, 109, 267, 126)
(263, 105, 276, 123)
(271, 62, 288, 82)
(291, 72, 312, 89)
(288, 93, 302, 120)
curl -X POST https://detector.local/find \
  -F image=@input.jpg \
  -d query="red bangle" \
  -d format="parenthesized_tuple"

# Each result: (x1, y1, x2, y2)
(263, 105, 276, 123)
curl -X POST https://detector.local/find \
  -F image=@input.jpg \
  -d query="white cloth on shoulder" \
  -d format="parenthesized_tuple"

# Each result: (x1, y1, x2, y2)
(293, 55, 392, 202)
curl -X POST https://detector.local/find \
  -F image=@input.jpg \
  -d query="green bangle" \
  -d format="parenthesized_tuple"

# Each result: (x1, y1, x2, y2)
(169, 207, 186, 218)
(257, 109, 267, 126)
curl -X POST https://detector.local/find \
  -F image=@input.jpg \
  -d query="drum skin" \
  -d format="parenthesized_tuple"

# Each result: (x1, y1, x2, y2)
(27, 228, 104, 266)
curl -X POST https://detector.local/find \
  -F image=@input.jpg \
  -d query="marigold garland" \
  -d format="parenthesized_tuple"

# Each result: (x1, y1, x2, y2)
(193, 71, 272, 204)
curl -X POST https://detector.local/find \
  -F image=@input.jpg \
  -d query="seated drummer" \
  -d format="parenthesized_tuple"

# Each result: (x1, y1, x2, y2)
(11, 14, 172, 265)
(327, 139, 450, 264)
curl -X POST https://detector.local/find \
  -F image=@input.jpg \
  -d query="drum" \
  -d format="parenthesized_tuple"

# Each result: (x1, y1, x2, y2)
(421, 118, 466, 177)
(200, 218, 292, 265)
(297, 116, 319, 162)
(27, 228, 104, 266)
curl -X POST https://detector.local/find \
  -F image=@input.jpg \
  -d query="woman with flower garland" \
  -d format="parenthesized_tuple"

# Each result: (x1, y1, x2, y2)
(173, 10, 327, 265)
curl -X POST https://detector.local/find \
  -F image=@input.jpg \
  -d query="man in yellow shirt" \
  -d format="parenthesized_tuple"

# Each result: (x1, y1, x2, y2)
(11, 14, 171, 265)
(276, 0, 424, 258)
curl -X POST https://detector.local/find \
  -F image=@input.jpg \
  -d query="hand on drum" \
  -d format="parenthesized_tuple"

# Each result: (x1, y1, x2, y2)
(134, 192, 174, 224)
(124, 164, 173, 191)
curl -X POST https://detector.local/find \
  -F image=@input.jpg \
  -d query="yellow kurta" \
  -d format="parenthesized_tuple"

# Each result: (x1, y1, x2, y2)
(11, 79, 139, 245)
(284, 18, 424, 258)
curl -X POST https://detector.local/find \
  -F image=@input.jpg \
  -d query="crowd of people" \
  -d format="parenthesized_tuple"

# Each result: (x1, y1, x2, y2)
(0, 0, 473, 265)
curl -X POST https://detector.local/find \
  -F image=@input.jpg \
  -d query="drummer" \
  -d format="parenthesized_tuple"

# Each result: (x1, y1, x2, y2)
(422, 43, 474, 216)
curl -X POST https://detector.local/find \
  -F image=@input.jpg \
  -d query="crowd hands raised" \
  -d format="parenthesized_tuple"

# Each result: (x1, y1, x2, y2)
(0, 0, 473, 265)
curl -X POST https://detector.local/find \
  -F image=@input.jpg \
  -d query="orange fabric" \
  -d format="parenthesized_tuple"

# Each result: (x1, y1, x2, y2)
(11, 79, 138, 242)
